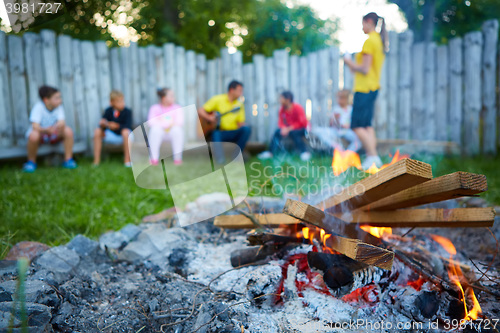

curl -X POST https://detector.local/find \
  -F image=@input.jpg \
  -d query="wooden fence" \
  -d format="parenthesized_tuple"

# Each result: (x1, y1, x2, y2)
(0, 19, 498, 158)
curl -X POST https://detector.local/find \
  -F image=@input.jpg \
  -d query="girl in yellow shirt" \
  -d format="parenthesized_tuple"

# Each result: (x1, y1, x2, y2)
(344, 12, 387, 170)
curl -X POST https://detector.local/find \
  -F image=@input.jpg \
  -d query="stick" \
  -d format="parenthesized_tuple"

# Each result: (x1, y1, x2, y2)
(214, 213, 300, 229)
(316, 158, 432, 212)
(283, 199, 383, 246)
(362, 172, 487, 211)
(336, 208, 496, 228)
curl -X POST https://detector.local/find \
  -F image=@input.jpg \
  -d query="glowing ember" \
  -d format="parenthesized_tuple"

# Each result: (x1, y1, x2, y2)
(430, 234, 457, 255)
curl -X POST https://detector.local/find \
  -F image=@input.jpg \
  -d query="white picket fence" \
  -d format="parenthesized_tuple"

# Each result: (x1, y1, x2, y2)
(0, 19, 498, 158)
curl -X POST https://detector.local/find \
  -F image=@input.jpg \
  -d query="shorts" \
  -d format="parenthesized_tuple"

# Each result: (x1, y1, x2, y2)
(25, 127, 62, 144)
(351, 90, 378, 129)
(103, 129, 123, 144)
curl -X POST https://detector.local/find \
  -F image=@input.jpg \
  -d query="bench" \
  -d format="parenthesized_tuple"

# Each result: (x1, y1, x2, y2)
(0, 141, 88, 160)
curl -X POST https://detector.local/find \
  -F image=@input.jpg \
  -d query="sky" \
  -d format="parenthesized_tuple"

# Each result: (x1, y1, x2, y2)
(298, 0, 408, 53)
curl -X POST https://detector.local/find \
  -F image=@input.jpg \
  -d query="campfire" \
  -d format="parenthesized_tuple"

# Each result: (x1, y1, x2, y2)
(214, 151, 496, 330)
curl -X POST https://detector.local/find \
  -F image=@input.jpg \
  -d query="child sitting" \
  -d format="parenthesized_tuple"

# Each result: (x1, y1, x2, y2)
(93, 90, 133, 167)
(310, 89, 361, 152)
(23, 85, 77, 172)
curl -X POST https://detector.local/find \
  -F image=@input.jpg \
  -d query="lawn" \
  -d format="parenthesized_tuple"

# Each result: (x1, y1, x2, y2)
(1, 153, 499, 257)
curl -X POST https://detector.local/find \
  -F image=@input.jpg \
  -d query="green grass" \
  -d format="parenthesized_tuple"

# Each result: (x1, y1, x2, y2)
(1, 153, 499, 257)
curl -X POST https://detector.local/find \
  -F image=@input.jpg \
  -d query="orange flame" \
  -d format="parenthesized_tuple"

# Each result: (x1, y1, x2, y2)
(331, 149, 410, 176)
(431, 234, 457, 255)
(448, 259, 482, 320)
(360, 226, 392, 239)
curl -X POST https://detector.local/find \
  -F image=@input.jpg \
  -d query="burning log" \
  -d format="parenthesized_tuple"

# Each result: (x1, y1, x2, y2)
(338, 207, 496, 228)
(214, 213, 299, 229)
(247, 232, 303, 246)
(230, 244, 297, 267)
(317, 158, 433, 212)
(362, 172, 488, 211)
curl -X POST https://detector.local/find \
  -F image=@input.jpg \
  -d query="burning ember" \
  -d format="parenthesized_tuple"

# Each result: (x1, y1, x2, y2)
(332, 149, 410, 176)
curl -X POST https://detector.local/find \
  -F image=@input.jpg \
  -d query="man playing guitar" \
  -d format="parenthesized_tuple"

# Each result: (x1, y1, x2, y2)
(198, 80, 251, 161)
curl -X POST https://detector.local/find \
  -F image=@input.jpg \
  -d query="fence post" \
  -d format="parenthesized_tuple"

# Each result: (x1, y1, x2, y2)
(23, 33, 44, 110)
(109, 48, 122, 92)
(448, 37, 463, 145)
(95, 42, 112, 113)
(435, 45, 449, 141)
(289, 55, 299, 103)
(299, 55, 309, 119)
(410, 43, 424, 141)
(186, 50, 197, 142)
(386, 31, 398, 139)
(58, 35, 76, 131)
(40, 30, 59, 87)
(119, 45, 131, 107)
(206, 59, 217, 101)
(317, 48, 330, 126)
(146, 45, 158, 111)
(307, 52, 318, 126)
(253, 55, 267, 143)
(0, 31, 12, 147)
(243, 63, 256, 141)
(481, 19, 499, 155)
(343, 53, 353, 91)
(329, 46, 340, 110)
(163, 44, 176, 93)
(81, 41, 101, 143)
(176, 46, 186, 108)
(129, 43, 141, 121)
(72, 40, 87, 143)
(397, 31, 413, 140)
(196, 54, 207, 111)
(423, 42, 436, 141)
(265, 57, 277, 140)
(375, 56, 388, 139)
(463, 31, 483, 156)
(7, 36, 28, 145)
(138, 47, 149, 121)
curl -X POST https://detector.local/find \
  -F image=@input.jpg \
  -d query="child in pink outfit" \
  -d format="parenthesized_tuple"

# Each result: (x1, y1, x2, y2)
(147, 88, 184, 165)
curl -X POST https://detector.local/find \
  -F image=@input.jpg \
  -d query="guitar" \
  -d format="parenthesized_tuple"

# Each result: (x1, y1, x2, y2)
(200, 106, 242, 136)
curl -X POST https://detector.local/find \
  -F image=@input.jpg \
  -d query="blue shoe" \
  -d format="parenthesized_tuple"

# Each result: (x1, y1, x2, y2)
(62, 158, 77, 169)
(22, 161, 37, 173)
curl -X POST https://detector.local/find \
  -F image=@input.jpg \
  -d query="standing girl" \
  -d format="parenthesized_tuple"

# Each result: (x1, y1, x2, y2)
(344, 12, 387, 170)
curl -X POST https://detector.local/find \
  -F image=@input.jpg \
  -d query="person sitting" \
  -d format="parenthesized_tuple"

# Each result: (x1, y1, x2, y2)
(93, 90, 133, 167)
(23, 85, 77, 172)
(309, 89, 361, 152)
(197, 80, 251, 162)
(147, 88, 184, 166)
(258, 91, 311, 161)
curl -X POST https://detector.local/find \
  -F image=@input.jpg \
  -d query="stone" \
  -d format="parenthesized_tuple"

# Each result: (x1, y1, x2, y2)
(66, 234, 99, 257)
(0, 261, 17, 278)
(5, 242, 50, 262)
(119, 224, 142, 241)
(99, 231, 129, 251)
(35, 246, 80, 274)
(0, 302, 51, 329)
(245, 264, 283, 307)
(0, 280, 51, 303)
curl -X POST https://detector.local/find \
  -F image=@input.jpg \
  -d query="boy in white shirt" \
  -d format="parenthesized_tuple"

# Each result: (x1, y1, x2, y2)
(23, 86, 77, 172)
(310, 89, 361, 152)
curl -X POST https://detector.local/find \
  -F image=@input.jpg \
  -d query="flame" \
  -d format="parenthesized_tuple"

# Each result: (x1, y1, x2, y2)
(448, 259, 482, 320)
(466, 287, 481, 320)
(360, 226, 392, 239)
(431, 234, 457, 255)
(331, 149, 410, 176)
(332, 149, 362, 176)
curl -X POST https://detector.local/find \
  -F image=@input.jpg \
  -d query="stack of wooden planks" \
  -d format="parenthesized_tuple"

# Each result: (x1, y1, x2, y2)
(214, 158, 496, 270)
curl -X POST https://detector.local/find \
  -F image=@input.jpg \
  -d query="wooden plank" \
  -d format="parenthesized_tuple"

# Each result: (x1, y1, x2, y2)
(231, 50, 243, 82)
(337, 208, 495, 228)
(129, 43, 141, 121)
(481, 20, 499, 155)
(0, 141, 87, 159)
(375, 55, 388, 139)
(289, 55, 299, 102)
(411, 43, 425, 141)
(196, 53, 207, 139)
(343, 53, 353, 91)
(299, 55, 309, 117)
(316, 158, 433, 212)
(329, 46, 340, 110)
(253, 54, 266, 143)
(81, 41, 101, 142)
(317, 48, 330, 125)
(119, 45, 131, 107)
(363, 172, 487, 211)
(146, 45, 158, 110)
(95, 41, 112, 112)
(185, 50, 197, 142)
(397, 31, 413, 140)
(57, 35, 76, 131)
(242, 63, 256, 141)
(155, 46, 165, 88)
(435, 45, 449, 141)
(206, 59, 217, 101)
(175, 46, 186, 106)
(448, 37, 463, 145)
(23, 33, 44, 110)
(40, 30, 59, 87)
(423, 43, 436, 141)
(0, 31, 12, 146)
(214, 213, 299, 228)
(463, 31, 483, 156)
(7, 35, 29, 145)
(163, 43, 176, 91)
(386, 31, 398, 139)
(138, 47, 149, 122)
(220, 48, 231, 90)
(265, 57, 277, 140)
(307, 52, 318, 126)
(71, 40, 87, 143)
(109, 47, 122, 91)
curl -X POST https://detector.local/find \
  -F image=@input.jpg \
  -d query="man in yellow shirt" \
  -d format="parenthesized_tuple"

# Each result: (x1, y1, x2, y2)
(198, 80, 251, 156)
(344, 12, 386, 170)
